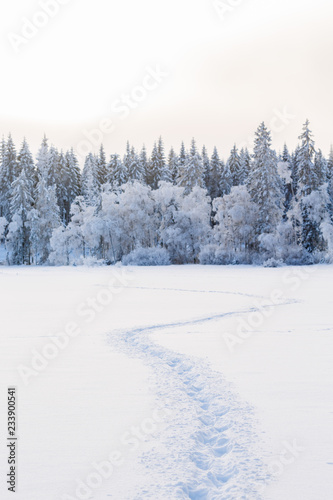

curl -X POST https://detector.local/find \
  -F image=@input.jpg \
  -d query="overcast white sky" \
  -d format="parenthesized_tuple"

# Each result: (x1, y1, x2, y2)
(0, 0, 332, 162)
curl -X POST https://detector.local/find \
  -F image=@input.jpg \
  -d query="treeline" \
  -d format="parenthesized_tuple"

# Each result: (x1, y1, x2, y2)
(0, 120, 333, 266)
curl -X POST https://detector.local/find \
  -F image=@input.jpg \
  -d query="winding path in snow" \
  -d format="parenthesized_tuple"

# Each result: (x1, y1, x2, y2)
(108, 304, 291, 499)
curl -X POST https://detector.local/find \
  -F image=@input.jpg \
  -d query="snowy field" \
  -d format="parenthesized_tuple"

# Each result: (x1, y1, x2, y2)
(0, 265, 333, 500)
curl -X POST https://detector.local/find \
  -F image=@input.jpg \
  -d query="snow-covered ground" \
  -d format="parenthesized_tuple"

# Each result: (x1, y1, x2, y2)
(0, 265, 332, 499)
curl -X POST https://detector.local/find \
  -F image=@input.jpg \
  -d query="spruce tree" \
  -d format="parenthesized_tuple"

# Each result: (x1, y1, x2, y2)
(327, 146, 333, 182)
(36, 135, 49, 180)
(314, 150, 327, 188)
(0, 134, 19, 220)
(128, 146, 145, 182)
(227, 145, 242, 187)
(11, 171, 31, 216)
(178, 139, 204, 194)
(66, 148, 81, 202)
(281, 143, 291, 164)
(178, 142, 187, 183)
(47, 146, 59, 187)
(97, 144, 107, 186)
(123, 141, 132, 176)
(140, 145, 149, 183)
(296, 121, 328, 252)
(157, 136, 171, 182)
(297, 120, 317, 196)
(30, 179, 60, 264)
(290, 146, 300, 195)
(56, 151, 69, 224)
(278, 143, 293, 217)
(147, 142, 160, 189)
(0, 136, 5, 167)
(208, 147, 222, 199)
(82, 153, 100, 205)
(0, 136, 7, 218)
(107, 154, 127, 187)
(327, 146, 333, 215)
(239, 147, 251, 185)
(5, 134, 19, 179)
(202, 146, 210, 193)
(301, 186, 331, 254)
(17, 139, 37, 191)
(56, 150, 80, 225)
(9, 169, 34, 264)
(220, 160, 232, 196)
(247, 122, 283, 235)
(168, 147, 179, 184)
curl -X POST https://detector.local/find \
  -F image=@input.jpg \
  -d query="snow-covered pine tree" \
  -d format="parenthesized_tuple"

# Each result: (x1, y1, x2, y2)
(47, 146, 59, 187)
(30, 179, 60, 264)
(17, 138, 37, 191)
(147, 138, 171, 188)
(327, 147, 333, 215)
(147, 142, 160, 189)
(178, 139, 204, 194)
(280, 143, 291, 164)
(167, 147, 179, 184)
(247, 122, 283, 236)
(278, 143, 293, 217)
(0, 136, 6, 217)
(283, 146, 304, 249)
(178, 142, 187, 183)
(301, 185, 332, 254)
(7, 169, 34, 264)
(66, 148, 81, 203)
(202, 146, 210, 193)
(0, 134, 19, 220)
(54, 149, 80, 225)
(158, 136, 172, 183)
(82, 153, 100, 205)
(314, 150, 327, 188)
(128, 146, 145, 182)
(297, 120, 317, 196)
(290, 146, 300, 195)
(220, 159, 232, 196)
(227, 145, 242, 187)
(5, 134, 19, 179)
(140, 145, 149, 183)
(239, 147, 251, 185)
(56, 151, 69, 224)
(97, 144, 107, 186)
(208, 147, 222, 199)
(295, 121, 329, 253)
(0, 215, 7, 244)
(0, 136, 5, 168)
(36, 135, 49, 181)
(107, 154, 127, 187)
(123, 141, 132, 176)
(327, 146, 333, 182)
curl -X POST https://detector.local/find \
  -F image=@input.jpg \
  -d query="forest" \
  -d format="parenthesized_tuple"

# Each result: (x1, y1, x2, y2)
(0, 120, 332, 266)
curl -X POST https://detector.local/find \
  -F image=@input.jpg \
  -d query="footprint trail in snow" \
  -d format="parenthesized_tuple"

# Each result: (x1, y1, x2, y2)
(109, 309, 272, 499)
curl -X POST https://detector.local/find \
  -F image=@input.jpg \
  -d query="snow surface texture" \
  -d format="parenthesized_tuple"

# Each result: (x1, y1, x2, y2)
(0, 265, 333, 500)
(110, 320, 268, 499)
